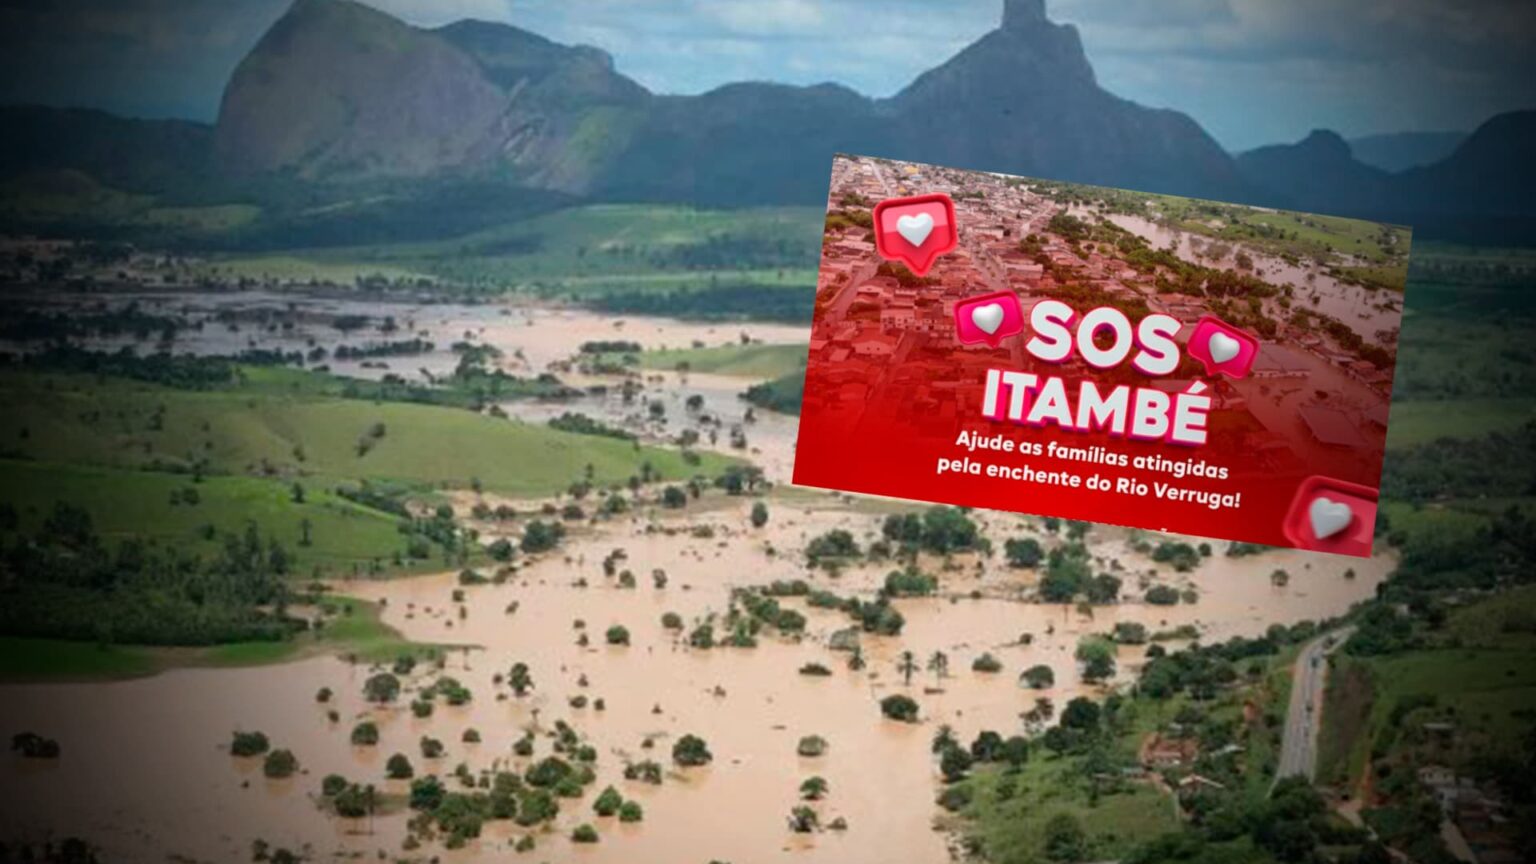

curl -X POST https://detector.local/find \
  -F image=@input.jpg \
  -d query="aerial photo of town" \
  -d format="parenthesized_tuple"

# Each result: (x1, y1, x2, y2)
(804, 155, 1409, 504)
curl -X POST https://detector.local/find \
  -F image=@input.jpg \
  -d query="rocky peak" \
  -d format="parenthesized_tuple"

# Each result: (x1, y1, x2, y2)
(1002, 0, 1048, 32)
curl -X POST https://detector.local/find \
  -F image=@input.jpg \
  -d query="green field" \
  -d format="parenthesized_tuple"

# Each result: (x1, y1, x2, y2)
(0, 370, 735, 497)
(1321, 587, 1536, 788)
(958, 754, 1180, 863)
(332, 203, 822, 281)
(0, 595, 434, 681)
(0, 637, 158, 681)
(193, 255, 429, 284)
(634, 343, 808, 378)
(0, 459, 427, 578)
(187, 203, 823, 319)
(198, 595, 435, 668)
(1385, 398, 1536, 448)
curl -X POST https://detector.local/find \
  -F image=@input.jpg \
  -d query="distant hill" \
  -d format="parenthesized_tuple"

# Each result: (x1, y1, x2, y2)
(1236, 114, 1536, 243)
(207, 0, 1249, 204)
(0, 105, 213, 194)
(1236, 130, 1392, 217)
(1392, 112, 1536, 242)
(1, 0, 1534, 246)
(1348, 131, 1467, 173)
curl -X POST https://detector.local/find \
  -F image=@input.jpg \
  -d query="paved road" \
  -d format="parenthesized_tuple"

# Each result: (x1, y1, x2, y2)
(1274, 626, 1354, 786)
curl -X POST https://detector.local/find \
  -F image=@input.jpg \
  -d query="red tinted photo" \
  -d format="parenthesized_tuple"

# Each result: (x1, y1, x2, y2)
(794, 154, 1412, 556)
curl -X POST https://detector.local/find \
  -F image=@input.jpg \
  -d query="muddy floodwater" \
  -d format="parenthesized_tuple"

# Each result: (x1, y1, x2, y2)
(1, 492, 1391, 863)
(1070, 208, 1402, 344)
(1, 294, 1394, 862)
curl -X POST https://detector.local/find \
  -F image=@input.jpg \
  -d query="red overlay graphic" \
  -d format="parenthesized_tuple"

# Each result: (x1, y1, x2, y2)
(873, 193, 959, 276)
(794, 155, 1411, 557)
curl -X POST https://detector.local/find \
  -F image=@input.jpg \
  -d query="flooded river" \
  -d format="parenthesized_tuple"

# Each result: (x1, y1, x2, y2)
(1, 292, 1394, 862)
(1071, 208, 1401, 344)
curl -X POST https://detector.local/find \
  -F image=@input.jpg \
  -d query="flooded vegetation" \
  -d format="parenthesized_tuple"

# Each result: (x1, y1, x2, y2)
(0, 287, 1391, 863)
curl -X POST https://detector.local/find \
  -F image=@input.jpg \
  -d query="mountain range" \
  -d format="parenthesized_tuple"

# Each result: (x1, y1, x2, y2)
(2, 0, 1533, 245)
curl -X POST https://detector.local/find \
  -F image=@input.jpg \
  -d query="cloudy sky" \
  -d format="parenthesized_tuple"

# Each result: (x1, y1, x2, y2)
(2, 0, 1534, 151)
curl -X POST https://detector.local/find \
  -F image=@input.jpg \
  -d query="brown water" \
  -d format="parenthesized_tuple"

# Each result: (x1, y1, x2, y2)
(0, 293, 1393, 861)
(1, 493, 1391, 863)
(1075, 209, 1401, 344)
(0, 290, 807, 386)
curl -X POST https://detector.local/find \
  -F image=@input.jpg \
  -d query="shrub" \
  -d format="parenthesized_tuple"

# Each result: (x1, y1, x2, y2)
(262, 749, 298, 779)
(593, 785, 624, 817)
(937, 784, 973, 812)
(618, 800, 643, 823)
(526, 756, 573, 788)
(409, 776, 445, 811)
(624, 759, 664, 784)
(386, 753, 414, 779)
(363, 672, 401, 703)
(1021, 664, 1055, 689)
(571, 824, 599, 844)
(350, 722, 379, 746)
(972, 653, 1003, 673)
(605, 625, 631, 645)
(880, 694, 920, 722)
(797, 735, 829, 757)
(672, 734, 713, 767)
(883, 567, 938, 597)
(321, 773, 348, 797)
(333, 783, 373, 818)
(514, 789, 558, 826)
(230, 731, 270, 757)
(1004, 537, 1044, 568)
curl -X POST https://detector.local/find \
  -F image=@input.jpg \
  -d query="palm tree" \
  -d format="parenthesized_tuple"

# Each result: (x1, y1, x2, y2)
(928, 650, 949, 685)
(847, 645, 865, 672)
(898, 650, 918, 687)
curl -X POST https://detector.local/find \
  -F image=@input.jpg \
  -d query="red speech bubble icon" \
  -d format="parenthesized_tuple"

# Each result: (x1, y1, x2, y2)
(954, 290, 1024, 348)
(1187, 315, 1260, 379)
(873, 193, 958, 277)
(1280, 475, 1378, 558)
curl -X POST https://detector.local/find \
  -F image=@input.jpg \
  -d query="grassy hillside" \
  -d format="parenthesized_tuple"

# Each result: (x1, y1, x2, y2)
(191, 203, 823, 319)
(0, 596, 428, 681)
(1385, 398, 1536, 448)
(0, 459, 422, 578)
(0, 369, 733, 497)
(634, 343, 808, 378)
(742, 370, 806, 415)
(1322, 587, 1536, 788)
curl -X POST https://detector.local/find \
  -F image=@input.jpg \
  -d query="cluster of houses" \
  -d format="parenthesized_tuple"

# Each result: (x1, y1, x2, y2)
(1418, 764, 1522, 864)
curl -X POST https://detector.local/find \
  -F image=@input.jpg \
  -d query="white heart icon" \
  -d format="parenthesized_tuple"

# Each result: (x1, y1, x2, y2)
(1208, 332, 1241, 364)
(896, 212, 935, 248)
(1308, 497, 1354, 540)
(970, 303, 1004, 335)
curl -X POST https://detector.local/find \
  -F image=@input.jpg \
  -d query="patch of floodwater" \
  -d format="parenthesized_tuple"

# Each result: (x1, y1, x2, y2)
(1070, 208, 1400, 344)
(1, 497, 1392, 863)
(0, 290, 807, 387)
